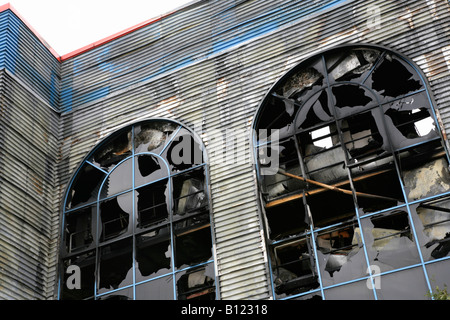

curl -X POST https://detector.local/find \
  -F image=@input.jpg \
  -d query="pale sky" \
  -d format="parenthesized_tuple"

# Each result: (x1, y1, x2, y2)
(1, 0, 194, 56)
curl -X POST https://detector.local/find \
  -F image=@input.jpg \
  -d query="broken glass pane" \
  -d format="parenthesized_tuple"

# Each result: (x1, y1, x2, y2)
(65, 163, 105, 209)
(90, 128, 132, 171)
(60, 251, 95, 300)
(136, 179, 169, 229)
(382, 92, 438, 150)
(295, 89, 334, 131)
(272, 236, 319, 299)
(99, 157, 133, 199)
(99, 192, 133, 241)
(326, 48, 381, 84)
(64, 206, 95, 254)
(369, 54, 423, 100)
(414, 197, 450, 261)
(340, 109, 387, 164)
(259, 138, 304, 201)
(316, 221, 367, 287)
(162, 129, 204, 172)
(134, 154, 169, 187)
(135, 226, 172, 282)
(98, 237, 133, 294)
(360, 210, 420, 272)
(135, 276, 174, 300)
(172, 168, 207, 218)
(323, 280, 375, 300)
(255, 96, 298, 143)
(399, 149, 450, 202)
(174, 218, 212, 269)
(176, 264, 215, 300)
(134, 121, 179, 154)
(376, 267, 429, 300)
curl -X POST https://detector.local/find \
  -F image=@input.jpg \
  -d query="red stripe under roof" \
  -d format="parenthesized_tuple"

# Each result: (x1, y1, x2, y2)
(0, 2, 177, 62)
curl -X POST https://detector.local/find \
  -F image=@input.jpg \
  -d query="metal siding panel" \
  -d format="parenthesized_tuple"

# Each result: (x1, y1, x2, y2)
(0, 70, 60, 300)
(1, 0, 450, 300)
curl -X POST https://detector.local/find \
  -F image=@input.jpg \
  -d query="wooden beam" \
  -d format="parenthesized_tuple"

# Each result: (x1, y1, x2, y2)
(265, 169, 398, 208)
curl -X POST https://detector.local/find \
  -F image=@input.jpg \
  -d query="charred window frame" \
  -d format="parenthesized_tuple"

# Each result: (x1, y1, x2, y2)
(59, 119, 216, 300)
(253, 45, 450, 300)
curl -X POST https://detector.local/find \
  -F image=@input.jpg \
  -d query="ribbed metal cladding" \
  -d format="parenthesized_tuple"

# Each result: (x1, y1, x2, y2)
(0, 9, 60, 111)
(0, 69, 60, 300)
(56, 0, 450, 300)
(1, 0, 450, 300)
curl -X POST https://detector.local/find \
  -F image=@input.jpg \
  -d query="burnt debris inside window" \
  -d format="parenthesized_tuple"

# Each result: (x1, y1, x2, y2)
(254, 46, 450, 299)
(60, 120, 215, 300)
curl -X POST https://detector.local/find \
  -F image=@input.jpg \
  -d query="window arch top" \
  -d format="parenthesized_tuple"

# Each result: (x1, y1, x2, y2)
(60, 119, 215, 301)
(254, 46, 438, 152)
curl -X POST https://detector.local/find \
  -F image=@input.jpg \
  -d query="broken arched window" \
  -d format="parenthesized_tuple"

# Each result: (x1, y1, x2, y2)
(58, 119, 216, 300)
(253, 45, 450, 300)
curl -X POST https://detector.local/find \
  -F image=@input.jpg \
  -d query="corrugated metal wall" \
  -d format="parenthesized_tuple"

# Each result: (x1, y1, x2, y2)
(0, 9, 60, 111)
(0, 69, 60, 299)
(1, 0, 450, 300)
(57, 0, 450, 300)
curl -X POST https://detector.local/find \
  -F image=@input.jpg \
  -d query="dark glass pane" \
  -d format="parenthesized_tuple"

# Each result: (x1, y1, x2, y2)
(64, 206, 95, 254)
(135, 276, 174, 300)
(134, 121, 179, 154)
(136, 179, 169, 229)
(255, 96, 298, 143)
(176, 264, 215, 300)
(60, 251, 95, 300)
(272, 236, 319, 299)
(90, 128, 132, 171)
(265, 199, 308, 241)
(135, 226, 172, 282)
(99, 157, 133, 198)
(340, 108, 388, 163)
(99, 192, 132, 241)
(162, 128, 204, 172)
(382, 92, 438, 151)
(369, 54, 423, 100)
(295, 89, 334, 131)
(98, 237, 133, 294)
(360, 209, 420, 273)
(172, 168, 207, 218)
(331, 84, 376, 118)
(350, 162, 404, 214)
(316, 221, 366, 287)
(66, 163, 105, 209)
(259, 138, 304, 202)
(174, 217, 212, 269)
(308, 191, 356, 228)
(135, 154, 169, 187)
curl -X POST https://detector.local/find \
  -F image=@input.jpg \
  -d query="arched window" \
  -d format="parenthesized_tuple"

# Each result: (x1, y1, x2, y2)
(253, 45, 450, 300)
(59, 119, 216, 300)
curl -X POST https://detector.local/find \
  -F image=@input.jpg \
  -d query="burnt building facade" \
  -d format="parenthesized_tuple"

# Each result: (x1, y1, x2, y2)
(1, 0, 450, 300)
